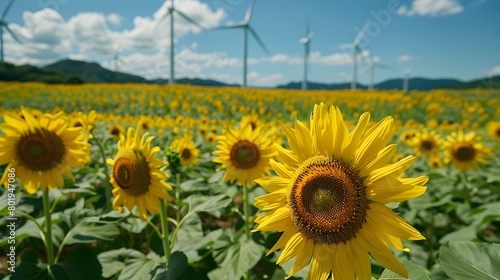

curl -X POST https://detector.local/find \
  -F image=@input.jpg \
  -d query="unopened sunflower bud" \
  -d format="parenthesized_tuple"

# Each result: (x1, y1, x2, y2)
(165, 148, 181, 175)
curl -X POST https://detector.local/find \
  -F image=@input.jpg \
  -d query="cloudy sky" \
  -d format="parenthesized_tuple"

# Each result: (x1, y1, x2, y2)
(2, 0, 499, 87)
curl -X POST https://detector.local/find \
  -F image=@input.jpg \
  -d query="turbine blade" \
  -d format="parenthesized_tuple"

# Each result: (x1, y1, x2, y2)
(359, 64, 373, 75)
(153, 10, 171, 32)
(2, 0, 15, 20)
(244, 0, 257, 23)
(353, 22, 368, 46)
(4, 24, 22, 43)
(214, 21, 246, 30)
(248, 26, 269, 55)
(175, 9, 205, 30)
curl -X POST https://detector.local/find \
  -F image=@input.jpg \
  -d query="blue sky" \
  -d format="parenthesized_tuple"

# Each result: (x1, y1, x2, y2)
(3, 0, 499, 87)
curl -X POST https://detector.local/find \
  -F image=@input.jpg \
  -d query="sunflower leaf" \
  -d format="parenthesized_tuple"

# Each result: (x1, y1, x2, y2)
(184, 194, 232, 218)
(439, 241, 500, 280)
(379, 260, 430, 280)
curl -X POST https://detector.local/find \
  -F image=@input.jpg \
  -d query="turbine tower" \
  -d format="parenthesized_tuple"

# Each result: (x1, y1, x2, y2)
(340, 23, 368, 90)
(403, 68, 411, 93)
(0, 0, 22, 62)
(217, 0, 269, 88)
(359, 55, 391, 90)
(157, 0, 204, 85)
(299, 21, 313, 91)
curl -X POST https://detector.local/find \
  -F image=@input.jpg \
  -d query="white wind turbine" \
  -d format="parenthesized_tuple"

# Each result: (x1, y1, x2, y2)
(299, 21, 313, 91)
(111, 43, 127, 72)
(403, 68, 411, 93)
(157, 0, 205, 85)
(359, 55, 391, 90)
(0, 0, 22, 62)
(216, 0, 269, 88)
(340, 23, 368, 90)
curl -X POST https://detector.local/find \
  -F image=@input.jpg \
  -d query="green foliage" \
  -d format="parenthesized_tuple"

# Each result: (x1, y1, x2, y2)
(439, 241, 500, 280)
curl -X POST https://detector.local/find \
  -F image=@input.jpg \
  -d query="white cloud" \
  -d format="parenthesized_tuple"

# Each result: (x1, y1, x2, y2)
(486, 66, 500, 77)
(397, 0, 464, 17)
(397, 55, 413, 62)
(4, 1, 227, 65)
(107, 13, 123, 26)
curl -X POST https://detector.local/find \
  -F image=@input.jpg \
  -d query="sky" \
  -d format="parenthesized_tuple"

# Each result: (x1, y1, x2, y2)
(2, 0, 499, 87)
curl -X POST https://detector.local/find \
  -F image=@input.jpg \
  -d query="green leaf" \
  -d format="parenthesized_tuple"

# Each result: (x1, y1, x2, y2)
(98, 248, 146, 278)
(64, 222, 119, 245)
(208, 231, 265, 280)
(184, 194, 231, 218)
(162, 251, 188, 280)
(50, 246, 102, 280)
(379, 260, 430, 280)
(439, 225, 477, 244)
(12, 246, 101, 280)
(119, 251, 161, 280)
(440, 241, 500, 280)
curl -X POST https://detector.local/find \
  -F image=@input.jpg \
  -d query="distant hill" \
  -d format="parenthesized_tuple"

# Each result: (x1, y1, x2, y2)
(444, 75, 500, 89)
(2, 59, 499, 90)
(276, 81, 366, 90)
(44, 59, 147, 83)
(152, 77, 238, 87)
(375, 77, 461, 91)
(0, 61, 84, 84)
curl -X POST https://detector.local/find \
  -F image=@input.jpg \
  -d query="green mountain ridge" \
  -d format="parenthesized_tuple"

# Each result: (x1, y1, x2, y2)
(1, 59, 498, 90)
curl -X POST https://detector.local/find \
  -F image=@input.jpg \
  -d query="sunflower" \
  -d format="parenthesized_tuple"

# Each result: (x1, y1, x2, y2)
(108, 124, 125, 139)
(253, 103, 427, 279)
(213, 124, 277, 186)
(412, 130, 443, 157)
(0, 108, 90, 194)
(241, 112, 263, 131)
(487, 121, 500, 143)
(107, 125, 172, 220)
(400, 129, 419, 146)
(443, 131, 489, 173)
(169, 135, 200, 166)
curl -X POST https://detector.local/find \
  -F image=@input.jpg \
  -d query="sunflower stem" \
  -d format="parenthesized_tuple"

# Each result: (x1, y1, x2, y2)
(459, 172, 471, 209)
(159, 199, 171, 260)
(175, 173, 181, 223)
(243, 182, 251, 241)
(243, 182, 251, 280)
(93, 137, 112, 211)
(42, 189, 55, 265)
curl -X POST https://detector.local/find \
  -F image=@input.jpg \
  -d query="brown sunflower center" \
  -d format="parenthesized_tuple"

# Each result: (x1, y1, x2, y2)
(17, 128, 65, 171)
(419, 139, 435, 152)
(496, 128, 500, 137)
(112, 148, 151, 196)
(230, 140, 260, 169)
(110, 127, 120, 137)
(289, 156, 368, 245)
(181, 148, 192, 160)
(453, 144, 476, 162)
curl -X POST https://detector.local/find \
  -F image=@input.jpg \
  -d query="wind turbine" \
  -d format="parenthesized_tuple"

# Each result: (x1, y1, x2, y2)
(157, 0, 205, 85)
(0, 0, 22, 62)
(359, 55, 391, 90)
(216, 0, 269, 88)
(340, 23, 368, 90)
(403, 68, 411, 93)
(111, 43, 127, 72)
(299, 21, 313, 91)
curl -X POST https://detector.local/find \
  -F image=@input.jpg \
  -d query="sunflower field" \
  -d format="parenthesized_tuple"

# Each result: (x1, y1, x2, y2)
(1, 81, 500, 280)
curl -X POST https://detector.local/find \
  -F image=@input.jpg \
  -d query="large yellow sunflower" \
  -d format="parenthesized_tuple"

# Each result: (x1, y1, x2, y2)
(443, 131, 489, 173)
(107, 125, 172, 220)
(169, 135, 200, 167)
(253, 103, 427, 279)
(0, 108, 90, 194)
(213, 124, 277, 186)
